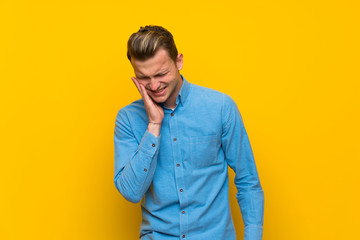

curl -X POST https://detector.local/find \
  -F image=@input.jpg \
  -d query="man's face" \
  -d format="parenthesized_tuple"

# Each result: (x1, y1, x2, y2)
(131, 48, 183, 108)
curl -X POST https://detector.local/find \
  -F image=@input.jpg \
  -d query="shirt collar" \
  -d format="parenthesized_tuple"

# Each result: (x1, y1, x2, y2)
(160, 74, 190, 110)
(176, 74, 190, 107)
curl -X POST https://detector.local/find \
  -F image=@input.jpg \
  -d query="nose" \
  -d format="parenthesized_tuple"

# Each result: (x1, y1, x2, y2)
(148, 78, 161, 91)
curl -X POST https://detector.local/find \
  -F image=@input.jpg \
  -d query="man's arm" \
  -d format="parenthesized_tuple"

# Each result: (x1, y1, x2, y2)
(114, 77, 164, 203)
(114, 109, 160, 203)
(221, 94, 265, 240)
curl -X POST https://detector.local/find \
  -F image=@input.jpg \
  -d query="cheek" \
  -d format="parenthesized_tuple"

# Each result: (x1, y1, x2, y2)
(138, 80, 149, 86)
(165, 75, 176, 84)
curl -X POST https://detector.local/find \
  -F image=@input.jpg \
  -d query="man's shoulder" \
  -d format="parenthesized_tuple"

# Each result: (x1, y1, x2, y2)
(188, 82, 233, 105)
(190, 82, 224, 95)
(120, 99, 145, 111)
(116, 99, 146, 121)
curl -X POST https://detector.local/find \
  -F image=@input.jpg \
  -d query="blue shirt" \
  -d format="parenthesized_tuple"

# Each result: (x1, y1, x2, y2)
(114, 76, 264, 240)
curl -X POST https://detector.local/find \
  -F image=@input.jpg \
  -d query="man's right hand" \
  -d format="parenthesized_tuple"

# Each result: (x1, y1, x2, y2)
(132, 77, 164, 137)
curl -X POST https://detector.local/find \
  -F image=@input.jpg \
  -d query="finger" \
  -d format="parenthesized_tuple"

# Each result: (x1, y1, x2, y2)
(139, 83, 154, 105)
(131, 77, 144, 98)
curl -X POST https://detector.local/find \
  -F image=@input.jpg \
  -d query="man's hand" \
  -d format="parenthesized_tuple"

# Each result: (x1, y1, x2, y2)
(132, 77, 164, 137)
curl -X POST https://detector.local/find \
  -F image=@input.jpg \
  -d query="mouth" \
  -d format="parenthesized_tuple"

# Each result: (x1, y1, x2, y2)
(150, 87, 167, 97)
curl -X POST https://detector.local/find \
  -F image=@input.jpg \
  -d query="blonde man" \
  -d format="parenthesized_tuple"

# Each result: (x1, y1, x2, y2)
(114, 25, 264, 240)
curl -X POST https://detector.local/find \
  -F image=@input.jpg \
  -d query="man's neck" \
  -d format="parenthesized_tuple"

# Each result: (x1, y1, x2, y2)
(164, 75, 183, 109)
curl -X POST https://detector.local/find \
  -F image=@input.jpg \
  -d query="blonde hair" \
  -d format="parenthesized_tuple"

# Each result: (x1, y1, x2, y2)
(127, 25, 178, 62)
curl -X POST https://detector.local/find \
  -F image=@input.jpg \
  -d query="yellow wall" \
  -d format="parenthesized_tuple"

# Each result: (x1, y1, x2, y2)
(1, 0, 359, 239)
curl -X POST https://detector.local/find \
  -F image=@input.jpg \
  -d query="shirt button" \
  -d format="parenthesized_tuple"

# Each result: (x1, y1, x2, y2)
(152, 144, 155, 147)
(182, 210, 185, 214)
(144, 169, 147, 172)
(176, 163, 180, 167)
(180, 189, 183, 192)
(171, 113, 174, 116)
(182, 234, 185, 238)
(173, 138, 177, 142)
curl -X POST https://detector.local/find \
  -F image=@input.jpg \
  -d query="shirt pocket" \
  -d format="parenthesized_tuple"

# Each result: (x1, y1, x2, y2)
(190, 134, 219, 168)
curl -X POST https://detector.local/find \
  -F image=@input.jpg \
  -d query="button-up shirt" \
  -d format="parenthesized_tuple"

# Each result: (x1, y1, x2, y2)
(114, 76, 264, 240)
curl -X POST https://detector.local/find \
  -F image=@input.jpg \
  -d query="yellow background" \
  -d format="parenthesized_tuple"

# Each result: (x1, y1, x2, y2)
(1, 0, 359, 239)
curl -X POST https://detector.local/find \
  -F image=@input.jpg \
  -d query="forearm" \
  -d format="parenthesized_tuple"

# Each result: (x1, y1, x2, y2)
(238, 189, 264, 240)
(236, 160, 264, 240)
(114, 130, 160, 203)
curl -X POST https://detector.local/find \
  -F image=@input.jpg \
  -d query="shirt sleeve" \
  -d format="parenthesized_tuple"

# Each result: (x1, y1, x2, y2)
(221, 95, 265, 240)
(113, 108, 160, 203)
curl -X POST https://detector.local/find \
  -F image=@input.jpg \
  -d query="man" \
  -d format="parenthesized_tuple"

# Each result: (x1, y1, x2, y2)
(114, 25, 264, 240)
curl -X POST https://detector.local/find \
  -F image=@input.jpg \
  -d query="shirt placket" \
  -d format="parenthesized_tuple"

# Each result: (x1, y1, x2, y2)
(169, 110, 188, 239)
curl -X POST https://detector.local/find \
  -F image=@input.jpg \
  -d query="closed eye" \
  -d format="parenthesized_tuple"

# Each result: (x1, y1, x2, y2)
(155, 71, 168, 78)
(136, 71, 168, 80)
(137, 76, 150, 80)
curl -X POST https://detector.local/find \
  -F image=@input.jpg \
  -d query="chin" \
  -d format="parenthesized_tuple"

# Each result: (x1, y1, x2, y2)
(151, 96, 168, 104)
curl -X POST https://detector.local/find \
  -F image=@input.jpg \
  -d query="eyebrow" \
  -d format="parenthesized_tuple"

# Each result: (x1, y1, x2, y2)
(137, 69, 169, 79)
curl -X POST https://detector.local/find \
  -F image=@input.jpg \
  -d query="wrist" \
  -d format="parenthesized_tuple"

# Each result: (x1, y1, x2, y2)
(147, 122, 162, 137)
(149, 122, 161, 125)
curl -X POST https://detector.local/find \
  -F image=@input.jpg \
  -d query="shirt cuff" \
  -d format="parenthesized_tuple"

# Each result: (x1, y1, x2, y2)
(244, 225, 263, 240)
(138, 130, 161, 157)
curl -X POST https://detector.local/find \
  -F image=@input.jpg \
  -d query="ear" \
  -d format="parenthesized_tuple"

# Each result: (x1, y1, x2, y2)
(176, 53, 183, 71)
